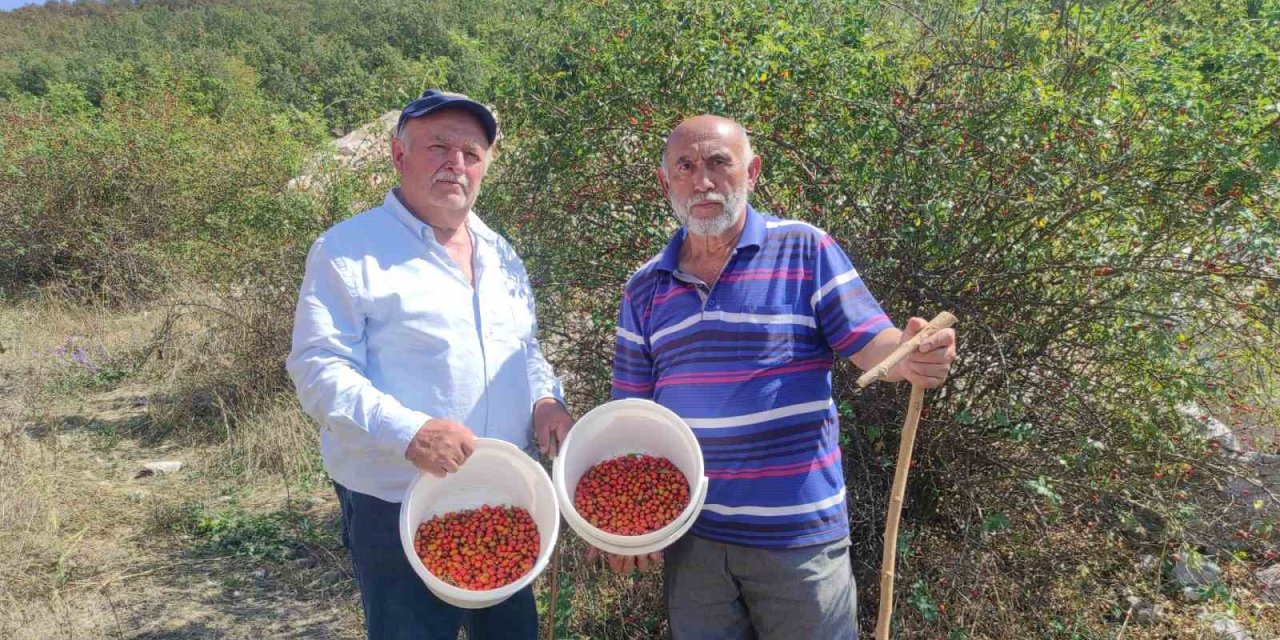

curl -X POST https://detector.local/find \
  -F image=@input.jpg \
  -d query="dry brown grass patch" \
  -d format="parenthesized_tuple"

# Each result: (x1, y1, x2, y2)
(220, 396, 322, 481)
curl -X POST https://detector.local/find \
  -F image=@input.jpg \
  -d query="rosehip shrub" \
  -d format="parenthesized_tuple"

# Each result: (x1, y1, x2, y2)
(488, 2, 1280, 634)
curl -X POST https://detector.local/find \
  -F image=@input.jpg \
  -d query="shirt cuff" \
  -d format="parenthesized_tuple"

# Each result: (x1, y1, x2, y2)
(835, 318, 896, 360)
(377, 405, 432, 457)
(531, 376, 566, 412)
(533, 395, 567, 413)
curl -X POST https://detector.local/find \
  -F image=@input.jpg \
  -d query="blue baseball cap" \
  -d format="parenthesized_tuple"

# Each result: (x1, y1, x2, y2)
(396, 89, 499, 144)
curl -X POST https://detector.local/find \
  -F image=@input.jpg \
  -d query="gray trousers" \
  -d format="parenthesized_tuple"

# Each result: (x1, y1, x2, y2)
(663, 535, 859, 640)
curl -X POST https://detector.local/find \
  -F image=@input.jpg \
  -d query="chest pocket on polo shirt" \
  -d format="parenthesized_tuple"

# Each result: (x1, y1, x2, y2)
(719, 302, 806, 366)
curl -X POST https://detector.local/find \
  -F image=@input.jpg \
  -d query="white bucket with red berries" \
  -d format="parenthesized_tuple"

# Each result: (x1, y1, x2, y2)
(553, 398, 709, 555)
(399, 438, 560, 609)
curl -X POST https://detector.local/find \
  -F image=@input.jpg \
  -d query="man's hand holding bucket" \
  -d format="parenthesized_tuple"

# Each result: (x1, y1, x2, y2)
(406, 418, 476, 477)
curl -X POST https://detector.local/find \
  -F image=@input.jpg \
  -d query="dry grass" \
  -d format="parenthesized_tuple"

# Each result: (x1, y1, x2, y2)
(221, 396, 323, 481)
(0, 296, 163, 599)
(534, 535, 667, 639)
(0, 296, 360, 639)
(128, 286, 322, 480)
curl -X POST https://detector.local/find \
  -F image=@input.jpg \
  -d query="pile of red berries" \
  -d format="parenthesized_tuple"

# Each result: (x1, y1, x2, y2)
(414, 504, 540, 590)
(574, 453, 690, 536)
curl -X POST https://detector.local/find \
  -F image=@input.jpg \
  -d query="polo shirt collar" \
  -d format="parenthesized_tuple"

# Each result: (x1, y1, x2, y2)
(738, 203, 766, 250)
(655, 203, 765, 273)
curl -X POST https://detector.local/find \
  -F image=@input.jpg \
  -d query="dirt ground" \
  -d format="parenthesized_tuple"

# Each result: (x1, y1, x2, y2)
(0, 302, 363, 640)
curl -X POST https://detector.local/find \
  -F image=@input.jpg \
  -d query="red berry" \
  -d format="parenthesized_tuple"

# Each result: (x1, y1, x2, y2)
(414, 505, 540, 590)
(574, 454, 690, 536)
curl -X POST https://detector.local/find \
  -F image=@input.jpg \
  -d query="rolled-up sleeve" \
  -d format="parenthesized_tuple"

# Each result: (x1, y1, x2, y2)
(286, 237, 429, 456)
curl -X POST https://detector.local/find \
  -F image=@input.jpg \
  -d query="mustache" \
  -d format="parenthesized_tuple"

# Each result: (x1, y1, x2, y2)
(432, 170, 470, 188)
(686, 192, 726, 205)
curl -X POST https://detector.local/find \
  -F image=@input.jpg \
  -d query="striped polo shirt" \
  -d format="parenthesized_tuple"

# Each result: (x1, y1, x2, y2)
(611, 204, 893, 548)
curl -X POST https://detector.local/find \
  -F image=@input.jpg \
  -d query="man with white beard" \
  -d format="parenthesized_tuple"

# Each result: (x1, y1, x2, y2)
(287, 90, 572, 640)
(602, 115, 956, 639)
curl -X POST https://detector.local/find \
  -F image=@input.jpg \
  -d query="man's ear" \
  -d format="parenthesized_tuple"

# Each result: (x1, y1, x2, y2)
(391, 137, 407, 174)
(656, 166, 670, 198)
(746, 154, 763, 191)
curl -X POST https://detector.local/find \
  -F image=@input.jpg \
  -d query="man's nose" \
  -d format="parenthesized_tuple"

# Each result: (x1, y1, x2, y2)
(443, 147, 465, 170)
(691, 166, 715, 192)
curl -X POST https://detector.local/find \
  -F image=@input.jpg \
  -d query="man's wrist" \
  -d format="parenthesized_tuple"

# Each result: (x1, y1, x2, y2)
(534, 396, 566, 411)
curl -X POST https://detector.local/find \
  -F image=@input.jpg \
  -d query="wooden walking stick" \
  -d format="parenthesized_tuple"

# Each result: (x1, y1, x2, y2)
(858, 311, 957, 640)
(545, 518, 563, 639)
(545, 445, 563, 640)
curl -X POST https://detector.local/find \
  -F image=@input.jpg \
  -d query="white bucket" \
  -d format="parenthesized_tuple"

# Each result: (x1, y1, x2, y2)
(399, 438, 560, 609)
(553, 398, 708, 551)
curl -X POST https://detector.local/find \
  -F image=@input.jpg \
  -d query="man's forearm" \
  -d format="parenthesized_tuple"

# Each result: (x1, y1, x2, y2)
(848, 326, 906, 381)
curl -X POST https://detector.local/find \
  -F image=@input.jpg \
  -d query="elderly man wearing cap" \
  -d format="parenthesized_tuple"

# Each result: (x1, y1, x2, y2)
(287, 90, 573, 640)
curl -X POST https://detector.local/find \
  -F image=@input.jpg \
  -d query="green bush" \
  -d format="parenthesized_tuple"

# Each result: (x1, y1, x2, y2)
(486, 0, 1279, 633)
(0, 77, 321, 302)
(0, 0, 517, 134)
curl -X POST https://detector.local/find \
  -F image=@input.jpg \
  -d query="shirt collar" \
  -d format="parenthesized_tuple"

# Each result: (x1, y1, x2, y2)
(383, 189, 497, 246)
(655, 203, 765, 273)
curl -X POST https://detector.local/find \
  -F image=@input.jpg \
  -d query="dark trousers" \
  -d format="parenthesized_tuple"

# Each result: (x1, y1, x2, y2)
(333, 482, 538, 640)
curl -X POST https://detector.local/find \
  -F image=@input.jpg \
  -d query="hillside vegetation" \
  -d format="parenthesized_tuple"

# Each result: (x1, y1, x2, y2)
(2, 1, 1278, 638)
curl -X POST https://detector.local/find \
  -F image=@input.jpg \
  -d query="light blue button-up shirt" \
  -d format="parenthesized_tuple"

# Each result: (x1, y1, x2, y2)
(287, 190, 564, 502)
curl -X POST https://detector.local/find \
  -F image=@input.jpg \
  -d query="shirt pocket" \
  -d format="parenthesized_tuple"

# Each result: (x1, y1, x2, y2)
(719, 302, 807, 366)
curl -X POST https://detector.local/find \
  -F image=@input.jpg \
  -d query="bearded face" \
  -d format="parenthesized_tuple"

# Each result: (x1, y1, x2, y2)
(659, 118, 759, 239)
(669, 181, 749, 237)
